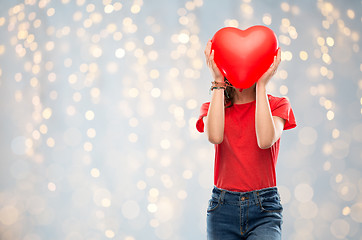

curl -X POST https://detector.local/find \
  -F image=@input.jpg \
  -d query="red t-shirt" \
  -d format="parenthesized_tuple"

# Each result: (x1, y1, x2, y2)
(196, 95, 296, 192)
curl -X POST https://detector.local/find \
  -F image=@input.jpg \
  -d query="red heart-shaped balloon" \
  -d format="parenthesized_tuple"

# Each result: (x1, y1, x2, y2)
(211, 26, 278, 89)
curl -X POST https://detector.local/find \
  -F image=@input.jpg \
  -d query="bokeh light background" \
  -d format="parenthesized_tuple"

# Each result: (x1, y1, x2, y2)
(0, 0, 361, 239)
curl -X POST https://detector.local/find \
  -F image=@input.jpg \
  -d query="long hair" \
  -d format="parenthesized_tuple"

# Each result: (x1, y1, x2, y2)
(224, 77, 235, 108)
(224, 78, 256, 108)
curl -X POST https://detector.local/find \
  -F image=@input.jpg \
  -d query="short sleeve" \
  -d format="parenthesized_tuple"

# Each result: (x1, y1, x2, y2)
(270, 96, 296, 130)
(196, 102, 210, 133)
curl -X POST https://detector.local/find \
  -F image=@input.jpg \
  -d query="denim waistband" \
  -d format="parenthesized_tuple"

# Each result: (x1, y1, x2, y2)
(211, 186, 280, 205)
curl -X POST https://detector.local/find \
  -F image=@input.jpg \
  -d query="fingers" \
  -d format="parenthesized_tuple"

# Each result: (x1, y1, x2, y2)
(204, 40, 212, 66)
(275, 48, 282, 70)
(204, 40, 223, 80)
(278, 47, 281, 57)
(276, 47, 281, 66)
(204, 39, 212, 58)
(273, 56, 278, 74)
(269, 48, 281, 76)
(266, 58, 277, 77)
(207, 50, 216, 69)
(205, 40, 217, 70)
(210, 49, 214, 62)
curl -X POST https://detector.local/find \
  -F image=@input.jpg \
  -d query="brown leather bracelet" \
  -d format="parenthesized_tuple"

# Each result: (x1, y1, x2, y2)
(210, 86, 226, 91)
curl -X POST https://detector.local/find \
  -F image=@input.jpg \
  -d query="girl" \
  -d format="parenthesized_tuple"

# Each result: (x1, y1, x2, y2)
(196, 40, 296, 240)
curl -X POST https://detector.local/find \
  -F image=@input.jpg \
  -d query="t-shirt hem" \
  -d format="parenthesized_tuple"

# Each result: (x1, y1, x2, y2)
(213, 185, 278, 193)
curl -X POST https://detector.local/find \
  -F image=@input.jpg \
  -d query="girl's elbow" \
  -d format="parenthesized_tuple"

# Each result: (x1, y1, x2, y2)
(258, 143, 272, 149)
(257, 132, 278, 149)
(208, 135, 223, 145)
(257, 139, 273, 149)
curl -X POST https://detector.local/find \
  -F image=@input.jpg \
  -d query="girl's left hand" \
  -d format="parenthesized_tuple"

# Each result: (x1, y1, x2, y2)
(257, 48, 281, 87)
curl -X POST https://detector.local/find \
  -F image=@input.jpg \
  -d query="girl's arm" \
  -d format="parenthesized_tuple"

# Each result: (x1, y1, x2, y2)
(204, 40, 225, 144)
(255, 49, 285, 149)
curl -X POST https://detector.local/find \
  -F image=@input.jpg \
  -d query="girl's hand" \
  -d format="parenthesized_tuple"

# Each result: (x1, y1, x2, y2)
(204, 40, 224, 83)
(257, 48, 281, 88)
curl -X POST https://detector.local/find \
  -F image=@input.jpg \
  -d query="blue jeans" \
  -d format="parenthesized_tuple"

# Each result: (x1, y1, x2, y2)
(207, 186, 283, 240)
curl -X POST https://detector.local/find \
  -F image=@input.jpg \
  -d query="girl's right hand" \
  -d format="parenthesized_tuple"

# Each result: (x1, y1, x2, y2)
(204, 40, 224, 83)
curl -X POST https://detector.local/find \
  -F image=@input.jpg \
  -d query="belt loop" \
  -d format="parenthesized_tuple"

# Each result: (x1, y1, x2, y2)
(219, 190, 226, 204)
(256, 191, 262, 206)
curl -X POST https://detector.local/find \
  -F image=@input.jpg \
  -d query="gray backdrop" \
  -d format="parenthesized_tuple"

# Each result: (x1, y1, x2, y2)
(0, 0, 361, 239)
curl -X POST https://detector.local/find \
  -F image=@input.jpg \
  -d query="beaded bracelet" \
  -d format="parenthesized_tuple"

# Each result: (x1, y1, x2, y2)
(210, 81, 232, 91)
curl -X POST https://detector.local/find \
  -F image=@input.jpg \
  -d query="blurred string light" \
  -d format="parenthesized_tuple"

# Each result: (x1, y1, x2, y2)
(0, 0, 361, 240)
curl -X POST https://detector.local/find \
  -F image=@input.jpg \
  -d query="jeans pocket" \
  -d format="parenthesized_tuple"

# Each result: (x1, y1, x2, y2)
(260, 196, 283, 213)
(207, 198, 220, 213)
